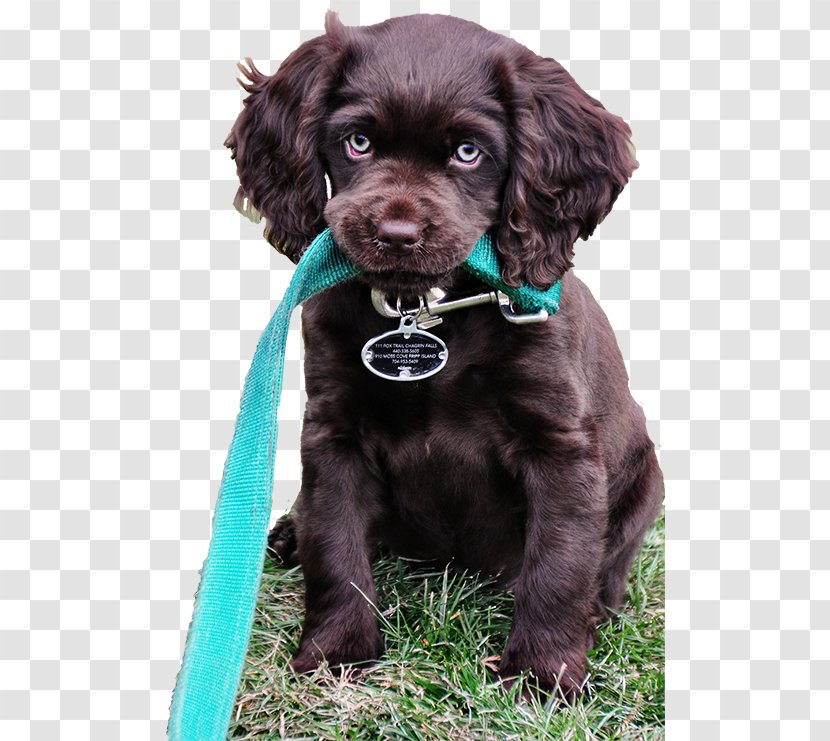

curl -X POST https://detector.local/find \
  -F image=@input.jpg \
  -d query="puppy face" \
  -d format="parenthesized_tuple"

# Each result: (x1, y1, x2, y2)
(320, 37, 507, 297)
(226, 13, 638, 293)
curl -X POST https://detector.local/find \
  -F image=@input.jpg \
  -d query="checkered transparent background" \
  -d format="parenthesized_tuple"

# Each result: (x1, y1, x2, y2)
(1, 0, 826, 738)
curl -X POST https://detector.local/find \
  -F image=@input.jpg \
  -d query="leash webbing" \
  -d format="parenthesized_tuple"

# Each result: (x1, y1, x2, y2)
(168, 229, 559, 740)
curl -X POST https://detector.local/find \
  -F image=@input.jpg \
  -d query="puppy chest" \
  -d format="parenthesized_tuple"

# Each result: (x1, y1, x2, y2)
(381, 428, 501, 502)
(373, 421, 527, 571)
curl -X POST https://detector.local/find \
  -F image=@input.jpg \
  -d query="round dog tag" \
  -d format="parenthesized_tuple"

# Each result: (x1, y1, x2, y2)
(361, 315, 448, 381)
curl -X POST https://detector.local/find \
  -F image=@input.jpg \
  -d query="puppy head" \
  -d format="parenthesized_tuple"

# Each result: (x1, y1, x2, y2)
(226, 13, 637, 295)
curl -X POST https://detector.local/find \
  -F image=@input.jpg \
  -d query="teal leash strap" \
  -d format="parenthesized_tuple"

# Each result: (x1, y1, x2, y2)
(167, 229, 559, 740)
(461, 232, 561, 315)
(168, 230, 359, 740)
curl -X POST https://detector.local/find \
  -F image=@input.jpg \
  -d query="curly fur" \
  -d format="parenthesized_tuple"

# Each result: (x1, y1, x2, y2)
(492, 54, 638, 288)
(224, 15, 350, 261)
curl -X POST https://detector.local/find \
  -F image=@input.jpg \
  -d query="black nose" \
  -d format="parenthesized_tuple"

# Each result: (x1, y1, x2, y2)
(375, 220, 422, 256)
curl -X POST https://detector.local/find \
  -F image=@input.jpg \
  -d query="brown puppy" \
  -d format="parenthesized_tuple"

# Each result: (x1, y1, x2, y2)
(226, 12, 663, 699)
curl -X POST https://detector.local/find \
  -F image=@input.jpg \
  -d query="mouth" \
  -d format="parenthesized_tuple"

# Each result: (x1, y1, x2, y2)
(326, 214, 474, 299)
(358, 268, 455, 300)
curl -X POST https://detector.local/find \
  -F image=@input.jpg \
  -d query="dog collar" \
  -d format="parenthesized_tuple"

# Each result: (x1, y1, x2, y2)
(371, 285, 551, 330)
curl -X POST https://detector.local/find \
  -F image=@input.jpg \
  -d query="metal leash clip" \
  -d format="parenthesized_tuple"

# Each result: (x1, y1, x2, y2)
(496, 291, 549, 325)
(371, 287, 548, 329)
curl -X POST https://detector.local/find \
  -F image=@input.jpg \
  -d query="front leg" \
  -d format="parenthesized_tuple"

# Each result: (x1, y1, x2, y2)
(500, 428, 607, 700)
(291, 422, 385, 673)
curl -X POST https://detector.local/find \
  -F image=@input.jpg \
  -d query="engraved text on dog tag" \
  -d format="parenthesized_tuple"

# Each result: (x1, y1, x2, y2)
(361, 315, 448, 381)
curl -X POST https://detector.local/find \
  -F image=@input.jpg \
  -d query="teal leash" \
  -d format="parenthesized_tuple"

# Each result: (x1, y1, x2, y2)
(168, 229, 560, 740)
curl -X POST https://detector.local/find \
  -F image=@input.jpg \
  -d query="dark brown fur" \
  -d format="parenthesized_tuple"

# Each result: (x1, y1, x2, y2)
(226, 12, 662, 699)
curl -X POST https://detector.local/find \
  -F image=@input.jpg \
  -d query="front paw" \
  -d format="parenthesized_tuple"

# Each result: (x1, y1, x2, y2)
(498, 637, 589, 702)
(292, 618, 384, 674)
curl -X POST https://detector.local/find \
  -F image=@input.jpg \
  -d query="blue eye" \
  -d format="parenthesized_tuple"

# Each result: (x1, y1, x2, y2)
(454, 142, 480, 163)
(347, 133, 371, 155)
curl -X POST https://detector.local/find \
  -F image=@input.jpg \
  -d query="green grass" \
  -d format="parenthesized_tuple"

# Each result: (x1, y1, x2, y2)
(230, 516, 664, 740)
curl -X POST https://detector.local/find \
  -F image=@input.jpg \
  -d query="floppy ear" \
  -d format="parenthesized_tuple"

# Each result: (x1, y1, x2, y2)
(225, 14, 349, 262)
(495, 54, 638, 288)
